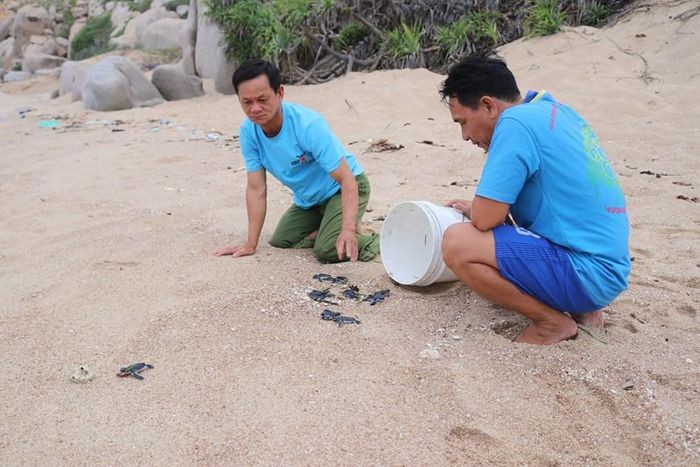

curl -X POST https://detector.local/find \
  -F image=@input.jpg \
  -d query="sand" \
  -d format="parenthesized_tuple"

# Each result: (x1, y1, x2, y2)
(1, 0, 698, 464)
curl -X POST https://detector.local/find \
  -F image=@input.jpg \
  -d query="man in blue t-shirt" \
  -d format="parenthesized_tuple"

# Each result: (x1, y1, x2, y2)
(214, 59, 379, 263)
(439, 55, 630, 345)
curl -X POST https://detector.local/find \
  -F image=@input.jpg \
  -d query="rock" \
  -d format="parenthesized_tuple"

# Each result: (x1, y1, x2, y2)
(0, 37, 14, 69)
(150, 0, 166, 9)
(176, 5, 188, 18)
(179, 0, 196, 75)
(151, 63, 203, 100)
(22, 52, 65, 73)
(0, 67, 6, 81)
(88, 0, 106, 17)
(194, 1, 223, 78)
(82, 56, 164, 111)
(3, 70, 32, 82)
(56, 37, 68, 57)
(0, 12, 15, 41)
(72, 0, 88, 18)
(35, 68, 60, 77)
(59, 59, 95, 101)
(110, 2, 136, 37)
(214, 57, 235, 95)
(68, 18, 86, 44)
(110, 7, 177, 49)
(26, 35, 59, 56)
(419, 348, 440, 359)
(12, 6, 51, 57)
(141, 17, 184, 49)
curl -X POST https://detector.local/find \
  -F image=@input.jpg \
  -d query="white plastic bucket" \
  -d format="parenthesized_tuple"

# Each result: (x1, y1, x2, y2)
(380, 201, 468, 286)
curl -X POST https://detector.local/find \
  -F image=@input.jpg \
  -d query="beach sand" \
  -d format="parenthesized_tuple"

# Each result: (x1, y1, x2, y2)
(1, 0, 698, 464)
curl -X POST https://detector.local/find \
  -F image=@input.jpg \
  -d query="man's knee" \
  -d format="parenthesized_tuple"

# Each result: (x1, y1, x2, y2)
(269, 236, 292, 249)
(442, 223, 478, 269)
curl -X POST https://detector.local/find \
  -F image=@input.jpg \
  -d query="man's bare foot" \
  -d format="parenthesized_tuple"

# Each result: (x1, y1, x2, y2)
(572, 310, 604, 329)
(514, 315, 578, 345)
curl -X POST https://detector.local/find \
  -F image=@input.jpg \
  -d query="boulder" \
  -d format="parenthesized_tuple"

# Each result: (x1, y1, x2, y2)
(110, 2, 136, 37)
(88, 0, 106, 17)
(59, 59, 95, 101)
(179, 0, 196, 75)
(0, 12, 14, 41)
(82, 56, 164, 111)
(68, 18, 86, 44)
(110, 7, 177, 49)
(194, 1, 222, 78)
(25, 35, 58, 56)
(3, 70, 32, 82)
(151, 63, 203, 100)
(141, 17, 183, 49)
(12, 6, 51, 57)
(214, 57, 235, 95)
(72, 0, 88, 19)
(56, 37, 68, 57)
(22, 52, 65, 73)
(176, 5, 188, 18)
(0, 37, 14, 69)
(0, 67, 6, 81)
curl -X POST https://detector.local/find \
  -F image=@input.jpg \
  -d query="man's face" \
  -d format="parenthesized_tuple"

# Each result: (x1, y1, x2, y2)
(448, 96, 496, 152)
(237, 74, 284, 128)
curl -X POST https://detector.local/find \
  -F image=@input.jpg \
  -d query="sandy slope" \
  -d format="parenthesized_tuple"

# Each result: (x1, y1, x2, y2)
(1, 0, 698, 464)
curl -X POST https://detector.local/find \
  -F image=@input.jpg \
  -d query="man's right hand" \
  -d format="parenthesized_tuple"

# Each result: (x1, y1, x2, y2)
(213, 243, 256, 257)
(445, 199, 472, 218)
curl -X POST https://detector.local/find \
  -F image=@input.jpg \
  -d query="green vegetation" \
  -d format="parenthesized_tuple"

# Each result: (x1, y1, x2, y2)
(69, 13, 114, 61)
(126, 0, 151, 13)
(205, 0, 632, 84)
(525, 0, 567, 37)
(12, 62, 22, 71)
(165, 0, 191, 11)
(384, 22, 424, 67)
(581, 1, 610, 27)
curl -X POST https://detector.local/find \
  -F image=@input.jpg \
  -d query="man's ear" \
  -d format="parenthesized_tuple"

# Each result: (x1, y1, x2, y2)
(481, 96, 499, 119)
(277, 85, 285, 100)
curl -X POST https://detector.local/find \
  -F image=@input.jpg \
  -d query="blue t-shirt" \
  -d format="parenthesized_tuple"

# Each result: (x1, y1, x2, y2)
(475, 91, 630, 307)
(239, 102, 363, 209)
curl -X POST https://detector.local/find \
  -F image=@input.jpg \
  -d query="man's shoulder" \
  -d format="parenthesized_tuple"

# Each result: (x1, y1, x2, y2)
(283, 101, 324, 123)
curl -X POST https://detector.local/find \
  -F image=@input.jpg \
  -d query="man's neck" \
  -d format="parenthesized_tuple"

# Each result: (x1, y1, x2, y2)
(261, 107, 284, 137)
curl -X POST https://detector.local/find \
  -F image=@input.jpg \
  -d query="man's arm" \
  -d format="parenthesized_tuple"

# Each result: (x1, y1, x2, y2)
(470, 195, 510, 232)
(214, 170, 267, 257)
(329, 159, 359, 261)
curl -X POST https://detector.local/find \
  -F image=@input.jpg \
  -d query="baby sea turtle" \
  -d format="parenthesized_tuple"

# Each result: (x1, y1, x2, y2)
(342, 285, 362, 300)
(308, 288, 338, 305)
(363, 289, 390, 306)
(321, 309, 361, 326)
(117, 362, 154, 380)
(312, 273, 348, 284)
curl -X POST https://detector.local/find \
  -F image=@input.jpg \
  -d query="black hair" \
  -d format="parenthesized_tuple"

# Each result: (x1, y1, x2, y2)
(231, 59, 282, 94)
(440, 54, 521, 109)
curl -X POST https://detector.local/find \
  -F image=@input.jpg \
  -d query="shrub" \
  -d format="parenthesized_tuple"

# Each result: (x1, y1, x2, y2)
(581, 1, 610, 27)
(384, 22, 424, 68)
(525, 0, 567, 37)
(69, 13, 114, 60)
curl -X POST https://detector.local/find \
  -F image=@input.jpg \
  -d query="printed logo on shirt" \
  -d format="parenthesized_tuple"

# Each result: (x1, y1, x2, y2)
(291, 151, 313, 167)
(581, 123, 622, 199)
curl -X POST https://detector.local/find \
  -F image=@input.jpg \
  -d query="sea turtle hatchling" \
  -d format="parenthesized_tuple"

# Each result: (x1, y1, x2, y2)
(117, 362, 154, 380)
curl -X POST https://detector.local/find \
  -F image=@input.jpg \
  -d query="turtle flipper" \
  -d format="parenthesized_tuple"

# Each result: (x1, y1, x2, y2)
(131, 372, 145, 380)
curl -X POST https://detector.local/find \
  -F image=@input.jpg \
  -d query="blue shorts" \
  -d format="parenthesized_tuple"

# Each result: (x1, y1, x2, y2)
(493, 226, 599, 314)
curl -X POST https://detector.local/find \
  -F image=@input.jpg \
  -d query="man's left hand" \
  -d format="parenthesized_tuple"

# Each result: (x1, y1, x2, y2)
(336, 228, 358, 261)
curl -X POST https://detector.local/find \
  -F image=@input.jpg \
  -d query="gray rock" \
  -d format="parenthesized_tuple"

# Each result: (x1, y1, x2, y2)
(0, 12, 15, 41)
(59, 59, 95, 101)
(109, 2, 137, 38)
(214, 57, 235, 95)
(176, 4, 188, 18)
(194, 1, 222, 78)
(3, 70, 32, 82)
(68, 18, 86, 44)
(82, 56, 164, 111)
(419, 348, 440, 359)
(179, 0, 196, 75)
(12, 5, 51, 57)
(25, 35, 59, 56)
(22, 52, 66, 73)
(0, 37, 14, 69)
(141, 17, 184, 49)
(0, 67, 6, 81)
(35, 67, 60, 77)
(151, 63, 203, 101)
(56, 37, 69, 57)
(88, 0, 106, 17)
(72, 0, 88, 18)
(110, 7, 177, 49)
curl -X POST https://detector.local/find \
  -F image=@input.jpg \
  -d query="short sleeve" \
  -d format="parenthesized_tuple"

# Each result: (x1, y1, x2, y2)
(239, 122, 263, 172)
(475, 117, 540, 204)
(302, 117, 346, 173)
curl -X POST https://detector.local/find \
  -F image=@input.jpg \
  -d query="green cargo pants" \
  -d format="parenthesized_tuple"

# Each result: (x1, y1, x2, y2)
(269, 173, 379, 263)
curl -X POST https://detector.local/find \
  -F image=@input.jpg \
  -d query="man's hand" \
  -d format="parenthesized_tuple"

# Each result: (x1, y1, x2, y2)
(336, 228, 358, 261)
(213, 242, 256, 258)
(445, 199, 472, 219)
